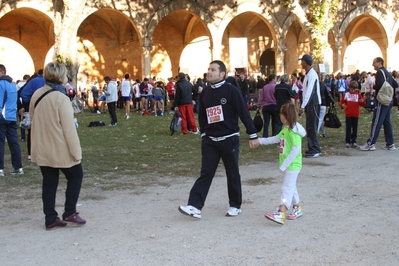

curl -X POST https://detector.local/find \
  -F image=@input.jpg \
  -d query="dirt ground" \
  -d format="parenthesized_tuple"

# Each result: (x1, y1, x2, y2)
(1, 144, 399, 266)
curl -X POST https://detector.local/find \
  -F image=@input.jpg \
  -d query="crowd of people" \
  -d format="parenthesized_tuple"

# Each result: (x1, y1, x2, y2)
(256, 55, 399, 156)
(2, 54, 398, 229)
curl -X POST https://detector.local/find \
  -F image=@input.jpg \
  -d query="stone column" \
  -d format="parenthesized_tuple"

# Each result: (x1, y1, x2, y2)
(386, 44, 393, 70)
(277, 36, 286, 75)
(141, 45, 152, 78)
(335, 40, 342, 73)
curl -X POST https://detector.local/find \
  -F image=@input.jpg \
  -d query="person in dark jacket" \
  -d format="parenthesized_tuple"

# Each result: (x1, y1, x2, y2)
(20, 70, 45, 160)
(178, 60, 258, 219)
(318, 74, 335, 137)
(238, 73, 249, 104)
(173, 72, 198, 135)
(256, 75, 265, 98)
(360, 57, 398, 151)
(275, 74, 296, 133)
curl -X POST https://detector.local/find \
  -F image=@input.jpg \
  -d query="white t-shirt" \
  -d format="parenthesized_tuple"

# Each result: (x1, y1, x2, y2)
(365, 74, 374, 93)
(133, 83, 141, 98)
(146, 84, 154, 96)
(16, 81, 26, 90)
(121, 80, 132, 97)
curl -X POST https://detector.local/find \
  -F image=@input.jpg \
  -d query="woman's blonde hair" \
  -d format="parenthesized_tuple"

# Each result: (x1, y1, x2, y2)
(44, 62, 68, 84)
(280, 103, 297, 129)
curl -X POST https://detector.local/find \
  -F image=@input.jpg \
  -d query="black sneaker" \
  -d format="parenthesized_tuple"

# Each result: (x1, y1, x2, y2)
(10, 168, 24, 175)
(305, 153, 320, 158)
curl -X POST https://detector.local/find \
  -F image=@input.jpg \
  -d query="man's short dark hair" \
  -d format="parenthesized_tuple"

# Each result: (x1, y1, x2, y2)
(375, 57, 384, 66)
(0, 64, 6, 74)
(38, 69, 44, 75)
(178, 72, 186, 80)
(210, 60, 227, 74)
(268, 74, 276, 81)
(104, 76, 110, 81)
(125, 73, 130, 79)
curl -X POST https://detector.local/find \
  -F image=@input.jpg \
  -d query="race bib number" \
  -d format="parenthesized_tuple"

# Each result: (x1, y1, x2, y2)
(279, 138, 285, 154)
(206, 105, 224, 124)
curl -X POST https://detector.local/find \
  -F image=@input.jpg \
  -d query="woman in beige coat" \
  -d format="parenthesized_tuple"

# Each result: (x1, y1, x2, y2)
(30, 62, 86, 230)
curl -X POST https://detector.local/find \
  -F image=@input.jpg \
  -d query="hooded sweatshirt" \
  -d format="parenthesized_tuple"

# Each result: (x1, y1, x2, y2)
(259, 122, 306, 171)
(0, 75, 18, 121)
(340, 90, 365, 117)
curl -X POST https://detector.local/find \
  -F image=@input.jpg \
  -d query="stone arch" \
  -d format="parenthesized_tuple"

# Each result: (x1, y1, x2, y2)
(282, 14, 312, 73)
(215, 2, 281, 73)
(281, 13, 306, 39)
(391, 18, 399, 44)
(146, 1, 212, 42)
(146, 1, 213, 77)
(338, 5, 389, 44)
(217, 2, 281, 44)
(77, 8, 143, 79)
(0, 7, 54, 71)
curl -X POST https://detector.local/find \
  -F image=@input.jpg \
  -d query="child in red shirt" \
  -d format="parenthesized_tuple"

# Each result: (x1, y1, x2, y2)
(340, 81, 366, 148)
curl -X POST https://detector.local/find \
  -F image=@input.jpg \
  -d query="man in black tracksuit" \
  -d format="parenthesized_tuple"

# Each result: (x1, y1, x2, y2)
(178, 60, 258, 219)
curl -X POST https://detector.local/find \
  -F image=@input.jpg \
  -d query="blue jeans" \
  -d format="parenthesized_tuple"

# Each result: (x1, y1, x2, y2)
(0, 119, 23, 169)
(367, 101, 394, 146)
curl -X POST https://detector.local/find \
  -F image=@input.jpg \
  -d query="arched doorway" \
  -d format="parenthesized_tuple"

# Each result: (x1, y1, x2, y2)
(260, 49, 275, 77)
(222, 12, 276, 75)
(151, 9, 211, 79)
(0, 7, 54, 73)
(77, 9, 142, 81)
(0, 37, 35, 79)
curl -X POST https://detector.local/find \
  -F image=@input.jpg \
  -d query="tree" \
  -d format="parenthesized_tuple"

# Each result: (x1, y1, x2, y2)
(281, 0, 339, 64)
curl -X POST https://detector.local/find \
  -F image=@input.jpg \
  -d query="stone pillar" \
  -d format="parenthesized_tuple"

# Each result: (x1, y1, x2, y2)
(335, 40, 342, 73)
(386, 44, 393, 70)
(277, 37, 286, 75)
(141, 45, 152, 78)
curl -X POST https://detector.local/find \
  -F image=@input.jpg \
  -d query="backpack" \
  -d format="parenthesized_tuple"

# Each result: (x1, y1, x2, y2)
(253, 110, 263, 132)
(376, 70, 393, 106)
(170, 110, 182, 136)
(65, 83, 75, 96)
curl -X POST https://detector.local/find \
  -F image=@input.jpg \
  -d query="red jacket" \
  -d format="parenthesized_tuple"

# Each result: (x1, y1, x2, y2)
(166, 81, 175, 96)
(340, 91, 366, 117)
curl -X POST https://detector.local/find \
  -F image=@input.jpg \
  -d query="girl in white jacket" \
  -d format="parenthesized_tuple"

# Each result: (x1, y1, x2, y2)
(252, 103, 306, 225)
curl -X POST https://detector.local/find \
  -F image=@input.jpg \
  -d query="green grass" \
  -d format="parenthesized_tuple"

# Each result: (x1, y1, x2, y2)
(0, 105, 398, 196)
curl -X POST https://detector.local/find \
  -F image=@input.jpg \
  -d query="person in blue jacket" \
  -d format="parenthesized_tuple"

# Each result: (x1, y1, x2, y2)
(0, 64, 23, 176)
(19, 69, 45, 160)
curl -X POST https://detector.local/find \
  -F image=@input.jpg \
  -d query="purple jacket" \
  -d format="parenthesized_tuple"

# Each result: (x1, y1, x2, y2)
(258, 82, 276, 106)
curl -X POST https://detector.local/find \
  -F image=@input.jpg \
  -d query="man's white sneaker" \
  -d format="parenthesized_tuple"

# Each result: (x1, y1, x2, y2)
(226, 207, 242, 217)
(382, 144, 396, 150)
(360, 144, 376, 151)
(178, 205, 201, 219)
